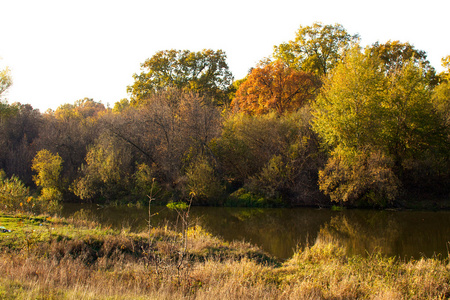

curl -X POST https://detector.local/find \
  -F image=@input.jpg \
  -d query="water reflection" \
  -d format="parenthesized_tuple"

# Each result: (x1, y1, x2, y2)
(61, 204, 450, 260)
(318, 212, 402, 257)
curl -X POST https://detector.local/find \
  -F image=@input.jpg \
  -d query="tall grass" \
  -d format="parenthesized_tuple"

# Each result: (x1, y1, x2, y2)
(0, 212, 449, 299)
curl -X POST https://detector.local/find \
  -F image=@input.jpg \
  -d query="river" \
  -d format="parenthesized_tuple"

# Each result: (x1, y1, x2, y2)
(61, 203, 450, 260)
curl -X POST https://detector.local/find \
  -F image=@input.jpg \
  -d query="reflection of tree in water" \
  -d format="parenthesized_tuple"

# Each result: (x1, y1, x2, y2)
(63, 204, 450, 260)
(317, 211, 401, 257)
(193, 207, 333, 260)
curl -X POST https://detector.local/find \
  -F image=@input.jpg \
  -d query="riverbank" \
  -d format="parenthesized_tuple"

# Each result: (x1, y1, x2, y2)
(1, 212, 449, 299)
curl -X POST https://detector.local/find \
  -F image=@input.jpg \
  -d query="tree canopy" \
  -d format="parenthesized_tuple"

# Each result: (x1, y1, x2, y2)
(273, 22, 359, 76)
(0, 67, 12, 99)
(128, 49, 233, 106)
(231, 60, 321, 114)
(367, 40, 437, 86)
(438, 55, 450, 82)
(1, 23, 450, 208)
(312, 46, 447, 205)
(0, 67, 16, 120)
(54, 98, 106, 121)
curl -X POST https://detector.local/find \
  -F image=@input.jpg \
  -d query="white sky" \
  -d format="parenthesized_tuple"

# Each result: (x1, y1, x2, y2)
(1, 0, 449, 112)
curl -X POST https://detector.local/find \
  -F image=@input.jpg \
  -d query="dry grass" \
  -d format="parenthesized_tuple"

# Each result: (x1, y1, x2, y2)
(0, 213, 449, 299)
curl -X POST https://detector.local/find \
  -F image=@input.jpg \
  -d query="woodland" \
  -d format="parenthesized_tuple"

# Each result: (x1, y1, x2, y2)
(1, 22, 450, 211)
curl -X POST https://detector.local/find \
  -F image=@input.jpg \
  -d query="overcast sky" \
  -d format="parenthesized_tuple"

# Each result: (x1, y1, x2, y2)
(1, 0, 449, 112)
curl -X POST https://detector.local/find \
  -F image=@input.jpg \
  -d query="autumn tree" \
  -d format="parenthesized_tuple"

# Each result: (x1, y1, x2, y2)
(431, 56, 450, 186)
(0, 67, 19, 178)
(367, 40, 437, 86)
(54, 97, 106, 121)
(104, 89, 222, 200)
(433, 55, 450, 126)
(128, 49, 233, 106)
(273, 22, 359, 76)
(0, 169, 31, 213)
(31, 149, 63, 212)
(212, 108, 326, 206)
(32, 150, 63, 190)
(0, 66, 12, 99)
(0, 104, 41, 185)
(440, 55, 450, 82)
(113, 98, 130, 113)
(70, 134, 133, 202)
(312, 47, 446, 205)
(312, 47, 386, 150)
(0, 67, 17, 120)
(185, 155, 224, 205)
(231, 60, 321, 114)
(383, 62, 445, 171)
(37, 98, 106, 187)
(312, 47, 399, 205)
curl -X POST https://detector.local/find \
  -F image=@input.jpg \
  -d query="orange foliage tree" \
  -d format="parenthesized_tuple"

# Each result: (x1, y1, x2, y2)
(231, 60, 321, 114)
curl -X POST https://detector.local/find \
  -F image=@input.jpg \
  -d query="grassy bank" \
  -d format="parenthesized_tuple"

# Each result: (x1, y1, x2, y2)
(0, 212, 449, 299)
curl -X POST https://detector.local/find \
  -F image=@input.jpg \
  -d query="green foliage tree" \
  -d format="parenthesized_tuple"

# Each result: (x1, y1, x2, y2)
(0, 170, 51, 214)
(312, 47, 386, 151)
(128, 49, 233, 106)
(367, 40, 437, 86)
(273, 22, 359, 76)
(313, 46, 448, 205)
(430, 56, 450, 189)
(382, 61, 445, 172)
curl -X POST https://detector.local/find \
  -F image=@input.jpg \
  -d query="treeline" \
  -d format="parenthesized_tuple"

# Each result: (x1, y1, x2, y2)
(1, 23, 449, 208)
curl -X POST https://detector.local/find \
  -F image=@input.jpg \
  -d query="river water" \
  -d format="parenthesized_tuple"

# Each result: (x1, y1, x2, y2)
(61, 203, 450, 260)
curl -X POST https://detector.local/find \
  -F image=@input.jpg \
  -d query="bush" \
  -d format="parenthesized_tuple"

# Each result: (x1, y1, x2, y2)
(247, 155, 287, 201)
(0, 171, 30, 213)
(186, 156, 224, 205)
(0, 169, 58, 214)
(132, 163, 161, 201)
(70, 138, 132, 203)
(36, 187, 62, 214)
(227, 188, 282, 207)
(212, 109, 324, 206)
(318, 148, 400, 207)
(31, 150, 63, 213)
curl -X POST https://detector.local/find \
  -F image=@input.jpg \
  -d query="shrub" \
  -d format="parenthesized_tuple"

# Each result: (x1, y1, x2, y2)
(0, 171, 30, 213)
(185, 156, 224, 205)
(132, 163, 161, 201)
(31, 150, 63, 213)
(318, 148, 400, 207)
(227, 188, 281, 207)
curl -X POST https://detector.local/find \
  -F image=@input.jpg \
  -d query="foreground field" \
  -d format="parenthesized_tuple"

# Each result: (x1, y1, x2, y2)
(0, 212, 449, 299)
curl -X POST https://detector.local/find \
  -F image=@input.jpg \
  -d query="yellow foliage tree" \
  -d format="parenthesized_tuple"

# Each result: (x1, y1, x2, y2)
(31, 149, 63, 212)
